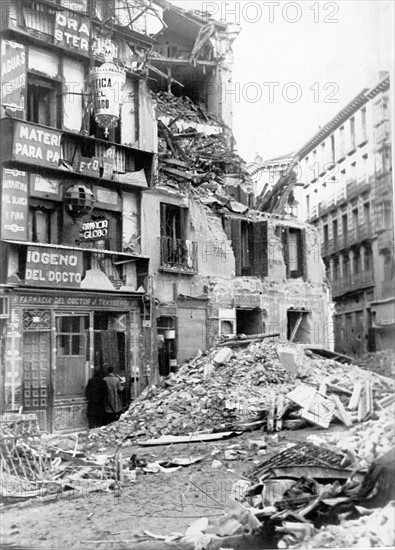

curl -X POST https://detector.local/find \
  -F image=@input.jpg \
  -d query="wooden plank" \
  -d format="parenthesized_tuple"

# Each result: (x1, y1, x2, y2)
(326, 383, 352, 396)
(289, 312, 303, 342)
(319, 383, 327, 395)
(330, 395, 353, 427)
(138, 431, 241, 446)
(275, 395, 284, 432)
(266, 393, 275, 432)
(358, 387, 367, 422)
(347, 381, 363, 411)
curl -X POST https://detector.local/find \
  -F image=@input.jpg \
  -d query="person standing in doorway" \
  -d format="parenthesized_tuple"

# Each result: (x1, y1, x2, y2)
(103, 364, 125, 425)
(85, 367, 106, 428)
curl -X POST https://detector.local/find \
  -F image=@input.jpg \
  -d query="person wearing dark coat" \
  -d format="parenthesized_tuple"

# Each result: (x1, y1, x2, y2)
(103, 364, 125, 425)
(85, 368, 106, 428)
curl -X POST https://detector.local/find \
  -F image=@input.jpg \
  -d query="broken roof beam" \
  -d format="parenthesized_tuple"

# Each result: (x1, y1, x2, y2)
(147, 63, 185, 87)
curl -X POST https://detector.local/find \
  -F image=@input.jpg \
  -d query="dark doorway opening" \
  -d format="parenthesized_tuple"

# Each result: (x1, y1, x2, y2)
(236, 308, 263, 336)
(287, 309, 310, 342)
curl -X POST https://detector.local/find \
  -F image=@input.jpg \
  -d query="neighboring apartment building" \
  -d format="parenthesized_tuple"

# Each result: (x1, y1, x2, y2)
(293, 73, 394, 356)
(0, 0, 160, 431)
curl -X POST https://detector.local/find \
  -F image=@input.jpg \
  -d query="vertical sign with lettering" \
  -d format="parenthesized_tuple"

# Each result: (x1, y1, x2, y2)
(1, 40, 26, 112)
(1, 168, 28, 240)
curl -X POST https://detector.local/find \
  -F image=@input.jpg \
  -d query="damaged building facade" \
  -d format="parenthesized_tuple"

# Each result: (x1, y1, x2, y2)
(0, 0, 160, 431)
(0, 0, 332, 433)
(141, 2, 333, 377)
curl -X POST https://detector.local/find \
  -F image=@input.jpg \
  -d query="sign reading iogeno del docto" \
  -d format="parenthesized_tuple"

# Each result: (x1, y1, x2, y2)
(25, 247, 83, 288)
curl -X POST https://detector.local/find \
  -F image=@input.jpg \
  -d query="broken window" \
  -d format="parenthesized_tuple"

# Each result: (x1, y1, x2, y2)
(282, 227, 305, 279)
(160, 203, 194, 270)
(227, 219, 268, 277)
(27, 76, 60, 128)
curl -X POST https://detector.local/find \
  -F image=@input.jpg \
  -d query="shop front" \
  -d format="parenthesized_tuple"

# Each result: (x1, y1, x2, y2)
(3, 290, 142, 433)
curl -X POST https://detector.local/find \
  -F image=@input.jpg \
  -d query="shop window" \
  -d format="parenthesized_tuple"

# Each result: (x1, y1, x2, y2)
(282, 227, 305, 279)
(27, 76, 61, 128)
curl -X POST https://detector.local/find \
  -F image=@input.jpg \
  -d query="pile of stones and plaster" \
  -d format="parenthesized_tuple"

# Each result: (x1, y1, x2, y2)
(108, 339, 395, 441)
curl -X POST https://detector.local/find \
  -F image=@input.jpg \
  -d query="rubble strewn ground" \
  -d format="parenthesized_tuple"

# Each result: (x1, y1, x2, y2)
(1, 340, 394, 549)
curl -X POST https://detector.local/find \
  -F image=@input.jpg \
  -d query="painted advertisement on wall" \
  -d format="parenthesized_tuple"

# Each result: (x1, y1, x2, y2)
(0, 168, 28, 240)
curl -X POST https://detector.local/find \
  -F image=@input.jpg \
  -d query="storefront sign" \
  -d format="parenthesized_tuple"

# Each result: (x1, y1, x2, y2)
(1, 40, 26, 112)
(12, 122, 62, 167)
(1, 168, 28, 240)
(12, 294, 136, 308)
(25, 247, 83, 288)
(31, 174, 61, 198)
(96, 187, 119, 206)
(54, 11, 90, 52)
(79, 218, 109, 241)
(78, 157, 100, 177)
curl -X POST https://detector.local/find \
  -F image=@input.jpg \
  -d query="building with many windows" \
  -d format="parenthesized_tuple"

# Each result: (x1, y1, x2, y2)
(294, 72, 393, 356)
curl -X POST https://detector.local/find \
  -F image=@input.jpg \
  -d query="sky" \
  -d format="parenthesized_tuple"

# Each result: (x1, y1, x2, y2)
(169, 0, 394, 162)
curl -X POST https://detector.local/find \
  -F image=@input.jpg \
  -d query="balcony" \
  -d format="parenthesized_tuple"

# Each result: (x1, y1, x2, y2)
(318, 201, 327, 216)
(308, 205, 318, 222)
(160, 237, 197, 274)
(322, 238, 335, 257)
(346, 179, 358, 200)
(331, 269, 374, 297)
(358, 222, 373, 241)
(336, 188, 347, 206)
(327, 194, 336, 210)
(381, 280, 395, 300)
(375, 120, 391, 145)
(351, 269, 374, 290)
(376, 173, 393, 197)
(377, 229, 394, 251)
(331, 277, 351, 298)
(347, 227, 359, 246)
(357, 174, 371, 195)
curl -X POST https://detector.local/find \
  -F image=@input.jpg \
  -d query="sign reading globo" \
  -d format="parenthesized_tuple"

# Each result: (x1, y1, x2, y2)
(79, 218, 109, 241)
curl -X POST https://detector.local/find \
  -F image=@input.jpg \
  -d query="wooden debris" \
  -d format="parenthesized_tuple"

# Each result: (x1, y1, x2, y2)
(266, 393, 275, 432)
(330, 395, 353, 427)
(275, 394, 285, 431)
(348, 381, 363, 411)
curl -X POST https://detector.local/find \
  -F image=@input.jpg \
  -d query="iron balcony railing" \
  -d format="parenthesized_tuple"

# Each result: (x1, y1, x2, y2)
(160, 237, 197, 272)
(331, 269, 374, 297)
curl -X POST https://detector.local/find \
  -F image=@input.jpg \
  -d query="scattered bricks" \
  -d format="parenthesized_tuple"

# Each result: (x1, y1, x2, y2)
(213, 347, 233, 366)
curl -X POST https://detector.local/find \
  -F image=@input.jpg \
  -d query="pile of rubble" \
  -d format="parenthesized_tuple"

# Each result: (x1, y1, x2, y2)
(155, 92, 252, 194)
(357, 349, 395, 378)
(116, 339, 393, 439)
(156, 92, 223, 126)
